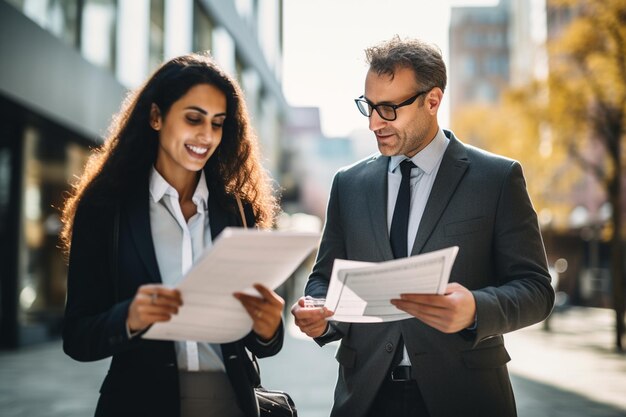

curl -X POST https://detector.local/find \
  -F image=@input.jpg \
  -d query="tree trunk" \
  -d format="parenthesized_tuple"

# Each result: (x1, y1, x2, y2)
(609, 146, 624, 352)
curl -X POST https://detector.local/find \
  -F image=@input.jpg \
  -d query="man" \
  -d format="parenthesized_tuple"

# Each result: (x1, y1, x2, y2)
(291, 36, 555, 417)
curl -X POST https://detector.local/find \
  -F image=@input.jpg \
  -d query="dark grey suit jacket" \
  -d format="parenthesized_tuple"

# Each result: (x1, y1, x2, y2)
(306, 130, 555, 417)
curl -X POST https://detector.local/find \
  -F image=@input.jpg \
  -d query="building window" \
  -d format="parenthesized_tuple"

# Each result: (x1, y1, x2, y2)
(193, 1, 213, 54)
(18, 124, 89, 330)
(81, 0, 117, 70)
(149, 0, 165, 71)
(462, 56, 477, 78)
(8, 0, 80, 48)
(486, 56, 508, 77)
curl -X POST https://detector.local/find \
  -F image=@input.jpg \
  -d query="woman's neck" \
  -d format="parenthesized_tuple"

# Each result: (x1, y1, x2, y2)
(155, 164, 200, 202)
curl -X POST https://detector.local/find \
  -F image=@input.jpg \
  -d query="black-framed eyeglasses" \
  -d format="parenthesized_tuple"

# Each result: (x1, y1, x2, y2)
(354, 88, 432, 121)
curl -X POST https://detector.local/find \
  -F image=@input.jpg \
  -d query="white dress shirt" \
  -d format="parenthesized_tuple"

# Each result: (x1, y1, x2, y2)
(149, 167, 225, 372)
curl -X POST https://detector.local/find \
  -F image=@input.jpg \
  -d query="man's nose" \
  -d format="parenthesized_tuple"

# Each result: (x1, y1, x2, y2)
(369, 109, 387, 131)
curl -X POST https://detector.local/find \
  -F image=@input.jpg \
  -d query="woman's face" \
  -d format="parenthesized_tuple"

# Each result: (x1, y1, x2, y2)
(152, 83, 227, 181)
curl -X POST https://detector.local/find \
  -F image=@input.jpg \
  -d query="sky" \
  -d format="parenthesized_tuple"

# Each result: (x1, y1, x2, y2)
(282, 0, 498, 137)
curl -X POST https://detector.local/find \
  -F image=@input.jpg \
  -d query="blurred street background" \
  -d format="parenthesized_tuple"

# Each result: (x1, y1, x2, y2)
(1, 0, 626, 416)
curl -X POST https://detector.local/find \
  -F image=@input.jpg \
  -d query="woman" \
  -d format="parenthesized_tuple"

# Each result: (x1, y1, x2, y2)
(60, 53, 284, 417)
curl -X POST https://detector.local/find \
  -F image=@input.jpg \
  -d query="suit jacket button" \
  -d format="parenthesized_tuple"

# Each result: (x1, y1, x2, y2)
(385, 342, 393, 353)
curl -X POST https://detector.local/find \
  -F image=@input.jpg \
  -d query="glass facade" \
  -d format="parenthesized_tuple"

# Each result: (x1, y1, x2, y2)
(81, 0, 117, 70)
(149, 0, 165, 70)
(18, 126, 88, 328)
(0, 96, 90, 346)
(6, 0, 81, 47)
(193, 0, 213, 54)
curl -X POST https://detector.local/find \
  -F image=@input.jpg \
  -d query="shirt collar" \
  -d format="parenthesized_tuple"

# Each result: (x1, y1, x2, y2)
(389, 128, 449, 174)
(149, 167, 209, 210)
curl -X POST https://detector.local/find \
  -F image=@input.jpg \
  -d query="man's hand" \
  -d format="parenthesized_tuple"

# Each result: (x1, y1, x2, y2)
(291, 297, 334, 338)
(390, 282, 476, 333)
(127, 284, 183, 333)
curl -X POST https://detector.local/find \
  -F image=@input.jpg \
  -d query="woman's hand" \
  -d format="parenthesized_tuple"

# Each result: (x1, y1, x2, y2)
(234, 284, 284, 341)
(127, 284, 183, 333)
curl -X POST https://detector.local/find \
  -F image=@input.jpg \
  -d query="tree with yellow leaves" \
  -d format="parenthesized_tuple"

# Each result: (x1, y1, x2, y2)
(548, 0, 626, 351)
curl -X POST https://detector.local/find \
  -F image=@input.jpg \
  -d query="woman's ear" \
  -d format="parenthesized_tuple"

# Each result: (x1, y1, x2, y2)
(150, 104, 162, 131)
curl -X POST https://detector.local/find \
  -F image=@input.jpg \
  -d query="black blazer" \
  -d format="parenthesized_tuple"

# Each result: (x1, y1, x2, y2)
(62, 176, 283, 417)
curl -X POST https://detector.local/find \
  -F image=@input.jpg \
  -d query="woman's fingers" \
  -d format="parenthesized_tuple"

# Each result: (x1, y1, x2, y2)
(138, 285, 183, 307)
(127, 284, 183, 332)
(233, 284, 284, 340)
(253, 283, 284, 308)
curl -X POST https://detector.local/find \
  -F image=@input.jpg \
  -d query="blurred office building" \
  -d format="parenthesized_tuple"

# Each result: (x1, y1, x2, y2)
(281, 106, 378, 219)
(449, 0, 511, 122)
(0, 0, 286, 348)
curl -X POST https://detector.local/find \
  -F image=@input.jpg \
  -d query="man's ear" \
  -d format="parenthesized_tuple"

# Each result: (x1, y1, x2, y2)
(150, 103, 162, 131)
(425, 88, 443, 115)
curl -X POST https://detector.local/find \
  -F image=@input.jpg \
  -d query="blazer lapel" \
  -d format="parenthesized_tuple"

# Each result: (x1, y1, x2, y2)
(411, 132, 470, 255)
(125, 184, 162, 283)
(208, 183, 233, 240)
(365, 155, 395, 261)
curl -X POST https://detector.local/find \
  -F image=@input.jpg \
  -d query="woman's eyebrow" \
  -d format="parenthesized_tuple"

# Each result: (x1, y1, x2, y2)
(185, 106, 226, 118)
(184, 106, 207, 115)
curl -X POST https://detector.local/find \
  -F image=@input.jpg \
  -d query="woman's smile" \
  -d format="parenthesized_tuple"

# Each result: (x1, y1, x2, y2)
(185, 143, 210, 157)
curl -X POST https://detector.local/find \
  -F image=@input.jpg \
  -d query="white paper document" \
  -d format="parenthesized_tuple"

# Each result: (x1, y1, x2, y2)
(143, 228, 320, 343)
(324, 246, 459, 323)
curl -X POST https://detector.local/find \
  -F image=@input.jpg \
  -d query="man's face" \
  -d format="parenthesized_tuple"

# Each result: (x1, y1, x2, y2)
(363, 66, 439, 157)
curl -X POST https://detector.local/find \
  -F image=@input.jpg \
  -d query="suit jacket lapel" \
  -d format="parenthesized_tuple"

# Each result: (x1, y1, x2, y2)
(125, 183, 162, 283)
(365, 155, 395, 261)
(411, 132, 470, 255)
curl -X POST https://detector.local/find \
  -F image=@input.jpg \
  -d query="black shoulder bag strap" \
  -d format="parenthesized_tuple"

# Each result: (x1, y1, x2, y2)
(235, 196, 298, 417)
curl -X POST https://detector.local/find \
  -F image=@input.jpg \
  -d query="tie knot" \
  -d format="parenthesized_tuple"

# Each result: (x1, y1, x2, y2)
(399, 160, 416, 178)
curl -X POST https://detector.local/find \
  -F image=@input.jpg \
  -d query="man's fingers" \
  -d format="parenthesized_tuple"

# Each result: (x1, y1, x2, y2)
(444, 282, 464, 294)
(397, 293, 449, 306)
(392, 298, 445, 313)
(295, 319, 328, 337)
(392, 300, 444, 319)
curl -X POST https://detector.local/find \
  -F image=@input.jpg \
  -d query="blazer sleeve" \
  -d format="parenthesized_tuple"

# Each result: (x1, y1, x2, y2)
(305, 173, 350, 346)
(471, 161, 555, 344)
(242, 321, 284, 358)
(62, 200, 140, 362)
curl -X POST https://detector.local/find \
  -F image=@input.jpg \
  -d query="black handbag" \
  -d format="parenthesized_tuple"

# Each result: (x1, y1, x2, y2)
(236, 197, 298, 417)
(255, 383, 298, 417)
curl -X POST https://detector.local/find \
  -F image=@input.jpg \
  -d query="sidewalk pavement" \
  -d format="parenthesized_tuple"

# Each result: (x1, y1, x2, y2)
(1, 306, 624, 417)
(506, 306, 626, 417)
